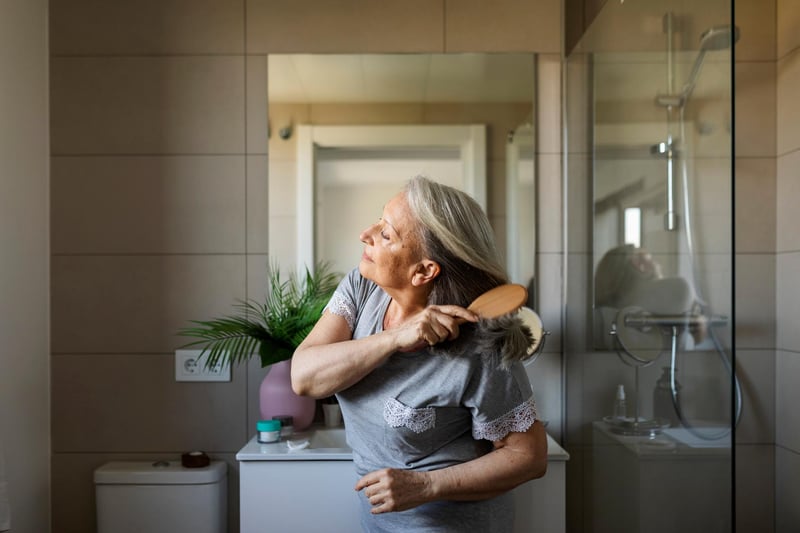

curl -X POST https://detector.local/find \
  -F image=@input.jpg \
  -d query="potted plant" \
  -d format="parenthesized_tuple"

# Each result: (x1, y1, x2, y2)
(178, 262, 340, 430)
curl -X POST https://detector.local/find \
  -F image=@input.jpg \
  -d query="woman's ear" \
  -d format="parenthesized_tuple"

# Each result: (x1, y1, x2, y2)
(411, 260, 440, 287)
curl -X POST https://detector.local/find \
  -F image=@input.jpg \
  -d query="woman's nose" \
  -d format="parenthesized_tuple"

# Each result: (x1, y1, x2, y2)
(359, 223, 375, 244)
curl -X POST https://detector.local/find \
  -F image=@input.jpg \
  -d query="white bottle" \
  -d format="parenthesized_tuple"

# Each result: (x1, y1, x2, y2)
(613, 384, 627, 419)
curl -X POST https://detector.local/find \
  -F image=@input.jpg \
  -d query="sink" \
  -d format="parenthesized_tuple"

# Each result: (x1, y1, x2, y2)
(308, 427, 348, 449)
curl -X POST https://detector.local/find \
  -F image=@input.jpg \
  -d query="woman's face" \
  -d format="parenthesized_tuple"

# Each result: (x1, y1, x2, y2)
(358, 193, 424, 290)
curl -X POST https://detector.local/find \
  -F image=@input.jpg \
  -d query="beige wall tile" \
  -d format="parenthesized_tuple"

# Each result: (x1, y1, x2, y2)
(777, 252, 800, 351)
(247, 0, 445, 53)
(445, 0, 561, 53)
(246, 357, 273, 436)
(777, 149, 800, 252)
(735, 61, 776, 158)
(52, 354, 247, 451)
(52, 255, 246, 354)
(778, 0, 800, 59)
(49, 0, 244, 55)
(734, 350, 776, 444)
(247, 56, 269, 154)
(246, 254, 270, 304)
(735, 445, 775, 532)
(247, 155, 269, 254)
(776, 445, 800, 530)
(777, 48, 800, 155)
(52, 451, 240, 533)
(735, 157, 776, 253)
(735, 0, 777, 62)
(736, 254, 775, 349)
(51, 156, 246, 254)
(51, 56, 245, 155)
(777, 350, 800, 449)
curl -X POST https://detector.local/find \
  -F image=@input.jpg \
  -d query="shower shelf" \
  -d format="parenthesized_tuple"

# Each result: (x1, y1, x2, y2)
(623, 313, 727, 329)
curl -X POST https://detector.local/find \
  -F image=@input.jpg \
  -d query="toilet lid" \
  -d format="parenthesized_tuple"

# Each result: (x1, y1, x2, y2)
(94, 460, 226, 485)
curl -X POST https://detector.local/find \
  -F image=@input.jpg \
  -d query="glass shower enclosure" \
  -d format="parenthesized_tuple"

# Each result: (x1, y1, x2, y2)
(564, 1, 736, 531)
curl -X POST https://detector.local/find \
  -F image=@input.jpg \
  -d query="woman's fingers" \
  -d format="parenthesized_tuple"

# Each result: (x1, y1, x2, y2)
(392, 305, 477, 351)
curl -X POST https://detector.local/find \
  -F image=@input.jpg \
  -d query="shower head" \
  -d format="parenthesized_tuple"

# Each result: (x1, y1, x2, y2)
(679, 24, 740, 104)
(699, 25, 741, 52)
(655, 24, 741, 108)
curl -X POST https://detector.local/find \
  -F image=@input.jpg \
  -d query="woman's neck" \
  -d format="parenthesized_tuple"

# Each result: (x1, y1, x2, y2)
(382, 289, 428, 330)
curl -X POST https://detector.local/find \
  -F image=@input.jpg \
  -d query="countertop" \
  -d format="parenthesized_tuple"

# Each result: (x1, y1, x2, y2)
(237, 426, 570, 462)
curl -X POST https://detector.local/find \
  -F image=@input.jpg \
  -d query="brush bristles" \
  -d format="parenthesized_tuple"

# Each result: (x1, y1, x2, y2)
(430, 313, 536, 369)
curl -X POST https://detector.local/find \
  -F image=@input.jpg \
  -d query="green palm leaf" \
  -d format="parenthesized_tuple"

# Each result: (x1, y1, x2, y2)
(178, 261, 340, 369)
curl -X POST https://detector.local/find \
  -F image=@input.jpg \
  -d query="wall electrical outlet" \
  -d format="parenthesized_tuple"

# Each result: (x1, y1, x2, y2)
(175, 349, 231, 382)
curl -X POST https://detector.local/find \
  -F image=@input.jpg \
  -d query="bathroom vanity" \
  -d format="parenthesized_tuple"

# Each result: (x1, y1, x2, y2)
(237, 426, 569, 533)
(591, 420, 731, 533)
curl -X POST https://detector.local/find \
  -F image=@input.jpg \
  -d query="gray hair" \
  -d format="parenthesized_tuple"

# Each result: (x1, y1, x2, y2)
(404, 176, 535, 368)
(403, 175, 508, 307)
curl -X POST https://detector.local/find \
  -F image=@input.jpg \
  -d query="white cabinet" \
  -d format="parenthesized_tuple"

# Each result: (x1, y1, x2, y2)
(237, 430, 569, 533)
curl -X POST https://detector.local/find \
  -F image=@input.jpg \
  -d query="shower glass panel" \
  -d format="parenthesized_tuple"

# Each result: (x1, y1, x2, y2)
(564, 1, 735, 531)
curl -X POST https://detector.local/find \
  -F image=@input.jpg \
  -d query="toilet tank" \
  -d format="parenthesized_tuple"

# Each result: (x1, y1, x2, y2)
(95, 460, 227, 533)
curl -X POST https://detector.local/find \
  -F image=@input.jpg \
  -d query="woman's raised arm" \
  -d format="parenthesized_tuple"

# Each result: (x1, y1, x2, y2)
(290, 310, 401, 398)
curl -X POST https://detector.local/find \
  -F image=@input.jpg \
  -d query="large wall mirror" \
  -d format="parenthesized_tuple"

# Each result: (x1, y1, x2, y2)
(267, 53, 537, 288)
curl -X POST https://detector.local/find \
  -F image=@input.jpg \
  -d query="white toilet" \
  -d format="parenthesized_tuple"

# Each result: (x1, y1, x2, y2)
(94, 460, 227, 533)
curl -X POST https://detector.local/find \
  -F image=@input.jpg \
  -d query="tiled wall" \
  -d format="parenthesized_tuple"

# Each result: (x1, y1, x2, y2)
(775, 1, 800, 530)
(0, 1, 50, 532)
(48, 1, 562, 531)
(734, 1, 779, 531)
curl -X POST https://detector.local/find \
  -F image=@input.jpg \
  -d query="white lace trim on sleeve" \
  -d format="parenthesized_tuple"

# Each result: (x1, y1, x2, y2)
(472, 396, 538, 441)
(325, 292, 355, 331)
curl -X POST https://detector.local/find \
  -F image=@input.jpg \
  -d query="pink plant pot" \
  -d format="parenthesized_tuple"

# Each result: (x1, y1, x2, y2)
(259, 359, 316, 431)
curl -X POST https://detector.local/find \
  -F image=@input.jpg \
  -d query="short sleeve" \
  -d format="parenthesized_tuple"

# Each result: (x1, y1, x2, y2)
(464, 360, 538, 442)
(324, 268, 361, 331)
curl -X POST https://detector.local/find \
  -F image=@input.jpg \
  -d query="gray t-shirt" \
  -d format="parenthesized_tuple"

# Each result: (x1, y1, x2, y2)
(326, 269, 538, 532)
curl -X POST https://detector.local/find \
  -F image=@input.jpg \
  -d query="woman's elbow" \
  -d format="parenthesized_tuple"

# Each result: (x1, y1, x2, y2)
(289, 357, 313, 396)
(529, 456, 548, 480)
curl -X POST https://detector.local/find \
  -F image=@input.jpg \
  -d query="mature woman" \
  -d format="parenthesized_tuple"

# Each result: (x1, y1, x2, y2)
(292, 176, 547, 532)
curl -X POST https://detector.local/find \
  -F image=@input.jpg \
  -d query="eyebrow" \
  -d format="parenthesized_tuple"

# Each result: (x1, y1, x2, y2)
(381, 217, 400, 237)
(380, 208, 403, 240)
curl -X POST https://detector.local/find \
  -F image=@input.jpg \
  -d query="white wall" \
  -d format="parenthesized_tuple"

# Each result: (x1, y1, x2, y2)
(0, 1, 51, 532)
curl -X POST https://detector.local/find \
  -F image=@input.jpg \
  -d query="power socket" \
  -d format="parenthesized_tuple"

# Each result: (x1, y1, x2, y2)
(175, 349, 231, 382)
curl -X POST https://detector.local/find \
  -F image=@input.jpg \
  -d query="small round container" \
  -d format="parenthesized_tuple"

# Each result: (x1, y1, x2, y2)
(272, 415, 294, 438)
(256, 419, 281, 443)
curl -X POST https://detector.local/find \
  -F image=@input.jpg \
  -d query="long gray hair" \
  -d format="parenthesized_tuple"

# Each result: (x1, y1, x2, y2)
(403, 176, 534, 367)
(403, 176, 507, 307)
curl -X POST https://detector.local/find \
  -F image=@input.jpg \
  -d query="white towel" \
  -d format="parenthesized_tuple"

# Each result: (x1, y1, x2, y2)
(0, 440, 10, 531)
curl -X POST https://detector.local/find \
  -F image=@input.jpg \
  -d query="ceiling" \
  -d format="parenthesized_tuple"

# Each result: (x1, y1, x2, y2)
(268, 53, 535, 104)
